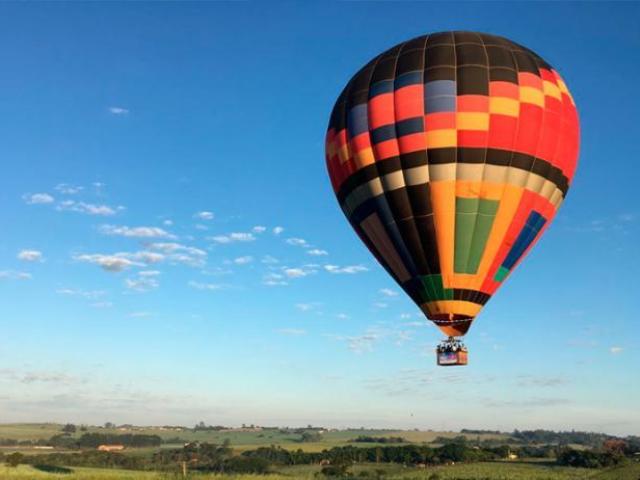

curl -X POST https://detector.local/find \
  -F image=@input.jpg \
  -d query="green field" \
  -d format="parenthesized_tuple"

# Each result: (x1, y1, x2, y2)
(0, 423, 510, 453)
(1, 462, 640, 479)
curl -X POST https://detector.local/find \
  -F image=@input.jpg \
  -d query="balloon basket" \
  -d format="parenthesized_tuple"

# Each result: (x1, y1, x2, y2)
(436, 337, 468, 366)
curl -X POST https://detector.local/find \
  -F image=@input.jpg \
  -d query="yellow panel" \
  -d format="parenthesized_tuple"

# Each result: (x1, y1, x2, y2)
(430, 181, 456, 289)
(338, 143, 351, 164)
(353, 147, 375, 169)
(520, 86, 545, 107)
(423, 300, 482, 318)
(456, 112, 489, 130)
(455, 181, 503, 201)
(469, 184, 524, 290)
(543, 80, 562, 100)
(489, 97, 519, 117)
(425, 129, 457, 148)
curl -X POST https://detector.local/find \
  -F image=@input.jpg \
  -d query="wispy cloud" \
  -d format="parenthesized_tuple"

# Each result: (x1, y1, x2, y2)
(610, 346, 624, 354)
(261, 255, 279, 264)
(55, 183, 83, 195)
(0, 368, 84, 386)
(276, 328, 307, 336)
(324, 264, 368, 274)
(125, 271, 160, 292)
(307, 249, 328, 256)
(209, 232, 256, 244)
(286, 237, 308, 247)
(0, 270, 32, 280)
(379, 288, 398, 297)
(233, 256, 253, 265)
(516, 375, 569, 388)
(23, 193, 54, 205)
(17, 250, 43, 262)
(100, 225, 175, 239)
(108, 106, 129, 115)
(194, 211, 214, 221)
(58, 200, 123, 216)
(188, 280, 224, 291)
(252, 226, 267, 233)
(72, 254, 140, 272)
(273, 226, 284, 235)
(56, 288, 106, 299)
(147, 242, 206, 267)
(263, 272, 288, 286)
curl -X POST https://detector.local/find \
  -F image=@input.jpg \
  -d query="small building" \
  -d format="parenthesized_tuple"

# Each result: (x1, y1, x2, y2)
(507, 453, 519, 460)
(97, 444, 125, 452)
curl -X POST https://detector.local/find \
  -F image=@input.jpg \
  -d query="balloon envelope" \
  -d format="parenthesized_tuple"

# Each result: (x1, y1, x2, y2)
(325, 32, 579, 337)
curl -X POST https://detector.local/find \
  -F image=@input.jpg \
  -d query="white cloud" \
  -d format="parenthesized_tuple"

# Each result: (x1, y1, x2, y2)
(233, 256, 253, 265)
(295, 303, 316, 312)
(286, 237, 308, 247)
(284, 268, 309, 278)
(17, 250, 43, 262)
(252, 226, 267, 233)
(72, 254, 140, 272)
(307, 249, 328, 256)
(610, 346, 624, 354)
(23, 193, 54, 204)
(373, 302, 388, 309)
(163, 219, 174, 226)
(0, 270, 32, 280)
(336, 313, 350, 320)
(56, 288, 105, 299)
(147, 243, 206, 267)
(100, 225, 175, 239)
(277, 328, 307, 336)
(262, 272, 288, 286)
(55, 183, 83, 195)
(261, 255, 279, 264)
(324, 264, 368, 274)
(125, 273, 159, 292)
(273, 226, 284, 235)
(194, 211, 214, 221)
(379, 288, 398, 297)
(90, 301, 113, 308)
(108, 106, 129, 115)
(188, 280, 223, 291)
(209, 232, 256, 244)
(58, 200, 123, 216)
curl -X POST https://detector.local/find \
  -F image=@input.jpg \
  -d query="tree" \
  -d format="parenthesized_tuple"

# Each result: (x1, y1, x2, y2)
(104, 422, 115, 429)
(5, 452, 24, 468)
(62, 423, 77, 434)
(301, 431, 322, 443)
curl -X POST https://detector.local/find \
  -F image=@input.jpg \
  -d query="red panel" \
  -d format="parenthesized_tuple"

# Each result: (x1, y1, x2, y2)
(394, 85, 424, 121)
(373, 139, 400, 161)
(350, 132, 371, 154)
(514, 103, 543, 156)
(457, 95, 489, 112)
(368, 93, 395, 129)
(487, 115, 518, 150)
(489, 81, 519, 99)
(425, 112, 456, 130)
(458, 130, 489, 148)
(398, 132, 425, 153)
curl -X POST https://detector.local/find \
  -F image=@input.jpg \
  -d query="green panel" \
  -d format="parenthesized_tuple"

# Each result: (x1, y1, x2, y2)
(454, 198, 477, 273)
(494, 266, 509, 282)
(466, 198, 500, 273)
(420, 274, 453, 302)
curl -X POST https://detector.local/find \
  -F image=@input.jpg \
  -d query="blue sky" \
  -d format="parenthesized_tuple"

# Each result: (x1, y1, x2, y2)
(0, 2, 638, 435)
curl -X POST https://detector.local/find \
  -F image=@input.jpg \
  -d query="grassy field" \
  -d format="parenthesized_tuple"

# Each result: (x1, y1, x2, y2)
(0, 424, 511, 453)
(1, 462, 640, 479)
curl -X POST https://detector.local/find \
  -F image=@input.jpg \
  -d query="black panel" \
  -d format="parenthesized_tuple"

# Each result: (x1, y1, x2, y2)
(486, 45, 515, 69)
(426, 45, 455, 68)
(489, 67, 518, 83)
(371, 57, 397, 83)
(397, 49, 424, 74)
(427, 31, 454, 46)
(456, 43, 487, 66)
(511, 152, 535, 171)
(406, 184, 432, 216)
(400, 150, 428, 169)
(396, 218, 430, 275)
(457, 148, 485, 164)
(425, 66, 456, 82)
(454, 31, 482, 44)
(457, 66, 489, 95)
(513, 50, 539, 74)
(427, 147, 456, 164)
(486, 148, 513, 166)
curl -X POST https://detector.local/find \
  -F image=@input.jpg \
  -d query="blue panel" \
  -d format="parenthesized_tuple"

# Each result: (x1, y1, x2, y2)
(369, 80, 394, 99)
(396, 117, 424, 137)
(425, 95, 456, 113)
(501, 211, 547, 270)
(424, 80, 456, 98)
(370, 124, 396, 144)
(347, 104, 369, 138)
(395, 71, 422, 89)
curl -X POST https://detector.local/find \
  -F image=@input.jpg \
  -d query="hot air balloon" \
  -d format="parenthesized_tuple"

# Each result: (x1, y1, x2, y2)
(325, 31, 579, 365)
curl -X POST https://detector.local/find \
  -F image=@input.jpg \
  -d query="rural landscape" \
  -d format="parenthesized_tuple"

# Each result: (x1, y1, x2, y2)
(0, 423, 639, 479)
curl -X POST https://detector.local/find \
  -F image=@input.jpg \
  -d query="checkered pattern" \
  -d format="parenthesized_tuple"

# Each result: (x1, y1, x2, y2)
(325, 31, 580, 337)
